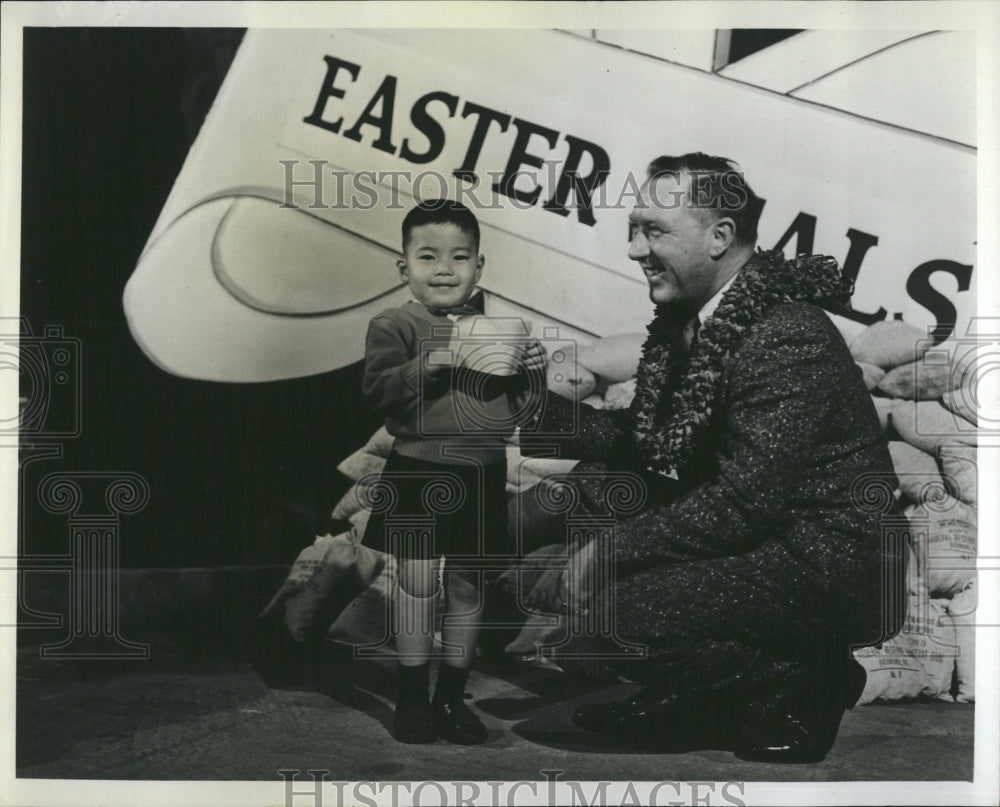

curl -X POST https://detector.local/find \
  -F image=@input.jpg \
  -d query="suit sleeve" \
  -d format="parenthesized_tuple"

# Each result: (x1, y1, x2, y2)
(608, 308, 842, 566)
(507, 366, 547, 427)
(524, 390, 632, 461)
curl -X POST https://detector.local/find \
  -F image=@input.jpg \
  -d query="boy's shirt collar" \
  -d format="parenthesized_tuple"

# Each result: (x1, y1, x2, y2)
(418, 301, 480, 319)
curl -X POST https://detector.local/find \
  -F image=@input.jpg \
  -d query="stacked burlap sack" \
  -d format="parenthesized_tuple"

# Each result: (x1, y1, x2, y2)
(264, 319, 977, 703)
(258, 334, 646, 660)
(837, 320, 977, 705)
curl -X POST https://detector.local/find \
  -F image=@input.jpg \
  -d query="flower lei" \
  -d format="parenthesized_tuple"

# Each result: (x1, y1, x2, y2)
(629, 248, 849, 480)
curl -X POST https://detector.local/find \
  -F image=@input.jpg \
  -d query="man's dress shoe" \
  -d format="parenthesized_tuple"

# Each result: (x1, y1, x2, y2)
(734, 658, 868, 763)
(573, 658, 867, 761)
(572, 689, 660, 734)
(572, 687, 737, 750)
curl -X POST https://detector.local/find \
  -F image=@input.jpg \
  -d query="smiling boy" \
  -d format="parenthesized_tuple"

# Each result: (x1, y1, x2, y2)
(360, 199, 544, 745)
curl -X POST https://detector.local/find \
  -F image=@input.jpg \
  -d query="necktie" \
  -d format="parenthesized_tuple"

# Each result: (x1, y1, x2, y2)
(426, 303, 480, 318)
(681, 316, 701, 353)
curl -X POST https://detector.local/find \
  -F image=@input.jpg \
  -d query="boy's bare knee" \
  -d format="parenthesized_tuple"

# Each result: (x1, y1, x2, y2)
(444, 569, 482, 611)
(398, 559, 438, 598)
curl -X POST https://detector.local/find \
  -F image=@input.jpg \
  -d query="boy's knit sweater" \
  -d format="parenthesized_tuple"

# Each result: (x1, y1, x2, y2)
(363, 301, 526, 465)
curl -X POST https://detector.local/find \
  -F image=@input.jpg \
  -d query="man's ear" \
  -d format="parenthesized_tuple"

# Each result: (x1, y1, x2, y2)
(475, 254, 485, 281)
(709, 217, 737, 257)
(397, 257, 408, 283)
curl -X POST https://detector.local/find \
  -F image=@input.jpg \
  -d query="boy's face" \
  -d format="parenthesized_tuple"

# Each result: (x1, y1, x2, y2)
(398, 223, 483, 310)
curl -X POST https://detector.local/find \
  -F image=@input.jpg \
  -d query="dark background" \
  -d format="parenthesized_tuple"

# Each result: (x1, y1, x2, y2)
(19, 28, 381, 570)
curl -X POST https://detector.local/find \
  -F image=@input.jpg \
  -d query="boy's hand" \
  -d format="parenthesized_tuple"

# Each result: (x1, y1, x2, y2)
(519, 339, 547, 374)
(423, 347, 454, 376)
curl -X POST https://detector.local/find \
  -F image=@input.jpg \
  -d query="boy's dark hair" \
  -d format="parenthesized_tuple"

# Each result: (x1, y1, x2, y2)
(646, 152, 763, 245)
(402, 198, 481, 251)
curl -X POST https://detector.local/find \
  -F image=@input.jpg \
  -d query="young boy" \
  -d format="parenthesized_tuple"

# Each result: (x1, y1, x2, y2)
(361, 199, 544, 744)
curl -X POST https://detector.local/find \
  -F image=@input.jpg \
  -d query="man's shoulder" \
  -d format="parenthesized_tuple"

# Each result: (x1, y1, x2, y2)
(731, 301, 852, 373)
(749, 300, 841, 343)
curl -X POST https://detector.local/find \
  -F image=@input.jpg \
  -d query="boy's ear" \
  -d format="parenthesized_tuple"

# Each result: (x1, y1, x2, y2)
(396, 257, 408, 282)
(475, 254, 485, 280)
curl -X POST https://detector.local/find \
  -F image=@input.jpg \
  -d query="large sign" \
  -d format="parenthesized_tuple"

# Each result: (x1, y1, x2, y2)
(124, 29, 976, 381)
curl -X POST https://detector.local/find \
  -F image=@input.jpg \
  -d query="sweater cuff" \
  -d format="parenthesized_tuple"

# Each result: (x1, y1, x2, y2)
(398, 355, 428, 392)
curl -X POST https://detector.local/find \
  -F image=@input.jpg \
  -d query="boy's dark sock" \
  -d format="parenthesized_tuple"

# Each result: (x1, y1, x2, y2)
(432, 663, 487, 745)
(393, 663, 435, 744)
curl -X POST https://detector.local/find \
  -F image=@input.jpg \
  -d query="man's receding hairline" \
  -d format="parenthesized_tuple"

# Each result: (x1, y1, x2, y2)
(640, 173, 720, 223)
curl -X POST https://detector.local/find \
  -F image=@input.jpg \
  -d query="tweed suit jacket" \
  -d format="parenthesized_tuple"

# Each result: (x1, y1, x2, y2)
(541, 301, 904, 647)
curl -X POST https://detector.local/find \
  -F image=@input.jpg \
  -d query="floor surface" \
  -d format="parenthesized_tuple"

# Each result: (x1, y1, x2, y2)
(15, 646, 975, 784)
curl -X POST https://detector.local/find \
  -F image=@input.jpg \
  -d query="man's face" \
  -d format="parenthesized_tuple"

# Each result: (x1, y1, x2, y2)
(628, 175, 721, 309)
(398, 223, 483, 310)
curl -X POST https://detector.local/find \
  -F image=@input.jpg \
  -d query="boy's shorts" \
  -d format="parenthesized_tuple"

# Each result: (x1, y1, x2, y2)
(361, 451, 514, 566)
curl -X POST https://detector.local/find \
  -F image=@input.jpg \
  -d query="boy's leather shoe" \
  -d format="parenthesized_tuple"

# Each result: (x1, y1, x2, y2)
(432, 697, 488, 744)
(432, 663, 488, 744)
(393, 698, 436, 744)
(392, 663, 435, 744)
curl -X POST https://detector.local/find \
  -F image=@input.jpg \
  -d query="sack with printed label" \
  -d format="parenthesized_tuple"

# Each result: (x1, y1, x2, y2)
(904, 535, 924, 596)
(904, 498, 977, 598)
(945, 582, 976, 703)
(261, 531, 386, 642)
(328, 554, 398, 646)
(855, 594, 955, 703)
(916, 598, 959, 700)
(261, 536, 337, 623)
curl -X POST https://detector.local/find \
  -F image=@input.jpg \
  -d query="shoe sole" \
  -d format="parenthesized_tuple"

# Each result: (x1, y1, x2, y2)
(733, 746, 828, 764)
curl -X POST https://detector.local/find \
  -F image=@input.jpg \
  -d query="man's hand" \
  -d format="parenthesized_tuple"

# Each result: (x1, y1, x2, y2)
(524, 539, 599, 616)
(562, 539, 599, 614)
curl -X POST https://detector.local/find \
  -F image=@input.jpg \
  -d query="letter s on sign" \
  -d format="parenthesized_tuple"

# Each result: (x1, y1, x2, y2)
(400, 91, 460, 164)
(906, 259, 974, 343)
